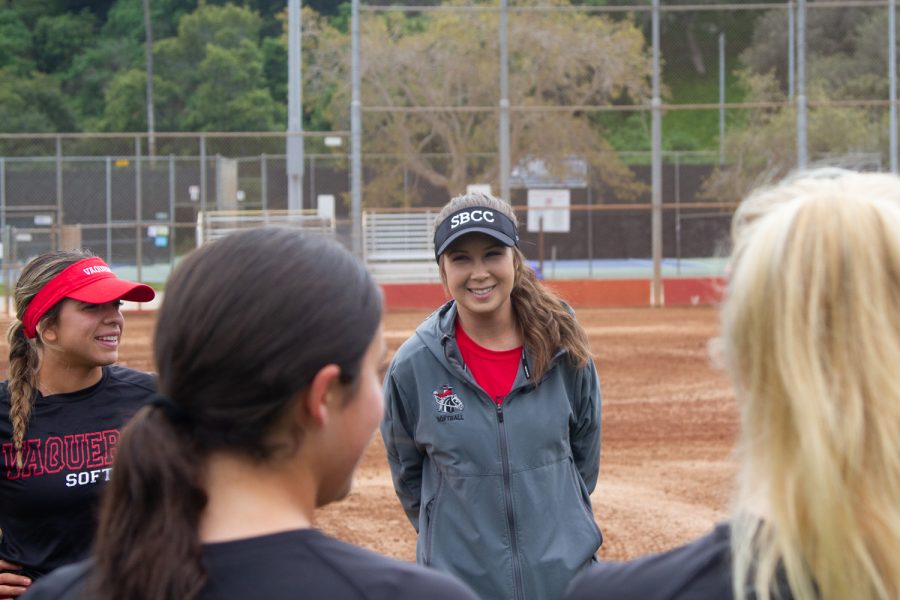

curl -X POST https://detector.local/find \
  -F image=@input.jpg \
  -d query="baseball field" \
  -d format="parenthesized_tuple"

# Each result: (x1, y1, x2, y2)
(0, 306, 737, 562)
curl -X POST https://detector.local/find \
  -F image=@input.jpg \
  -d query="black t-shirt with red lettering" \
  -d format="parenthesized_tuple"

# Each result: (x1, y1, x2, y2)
(0, 366, 156, 579)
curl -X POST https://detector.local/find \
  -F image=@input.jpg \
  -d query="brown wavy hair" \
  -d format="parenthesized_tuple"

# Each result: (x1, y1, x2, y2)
(435, 192, 591, 380)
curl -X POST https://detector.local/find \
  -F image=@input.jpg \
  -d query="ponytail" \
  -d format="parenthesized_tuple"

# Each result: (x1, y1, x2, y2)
(90, 406, 208, 600)
(6, 250, 94, 468)
(6, 321, 40, 469)
(511, 248, 591, 381)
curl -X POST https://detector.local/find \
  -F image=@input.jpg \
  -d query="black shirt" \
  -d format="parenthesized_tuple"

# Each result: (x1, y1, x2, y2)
(22, 528, 478, 600)
(564, 522, 735, 600)
(0, 366, 156, 579)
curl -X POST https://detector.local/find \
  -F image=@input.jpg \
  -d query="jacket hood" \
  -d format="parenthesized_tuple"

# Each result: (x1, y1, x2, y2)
(414, 300, 457, 362)
(412, 300, 568, 387)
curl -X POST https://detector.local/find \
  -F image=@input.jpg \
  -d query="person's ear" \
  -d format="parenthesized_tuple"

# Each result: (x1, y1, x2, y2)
(38, 321, 58, 344)
(302, 364, 342, 428)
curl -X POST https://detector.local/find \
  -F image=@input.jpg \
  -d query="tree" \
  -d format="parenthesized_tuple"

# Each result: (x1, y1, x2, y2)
(32, 10, 96, 73)
(109, 2, 284, 132)
(703, 8, 890, 201)
(0, 8, 34, 75)
(0, 68, 78, 132)
(303, 0, 651, 205)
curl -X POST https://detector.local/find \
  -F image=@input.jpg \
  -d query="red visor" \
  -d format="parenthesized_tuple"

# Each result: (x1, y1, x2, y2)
(22, 257, 155, 339)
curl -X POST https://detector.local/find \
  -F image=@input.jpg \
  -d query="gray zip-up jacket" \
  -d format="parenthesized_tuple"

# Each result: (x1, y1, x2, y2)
(381, 301, 602, 600)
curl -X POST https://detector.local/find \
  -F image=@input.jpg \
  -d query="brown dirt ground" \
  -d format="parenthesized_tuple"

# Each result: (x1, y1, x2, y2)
(0, 307, 738, 562)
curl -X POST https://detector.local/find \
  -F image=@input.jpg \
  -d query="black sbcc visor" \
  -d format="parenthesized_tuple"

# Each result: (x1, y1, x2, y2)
(434, 207, 519, 261)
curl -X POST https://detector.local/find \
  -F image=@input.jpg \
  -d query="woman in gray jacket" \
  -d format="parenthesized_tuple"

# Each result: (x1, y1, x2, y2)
(381, 191, 602, 600)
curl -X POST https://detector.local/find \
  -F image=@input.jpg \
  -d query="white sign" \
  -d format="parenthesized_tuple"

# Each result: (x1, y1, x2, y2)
(34, 215, 53, 226)
(188, 185, 200, 201)
(324, 136, 343, 147)
(317, 194, 335, 220)
(527, 189, 570, 233)
(466, 184, 492, 196)
(148, 226, 169, 237)
(236, 190, 246, 202)
(15, 232, 33, 242)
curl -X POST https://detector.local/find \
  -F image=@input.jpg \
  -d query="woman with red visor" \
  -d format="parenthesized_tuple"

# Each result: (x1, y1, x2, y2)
(0, 250, 156, 597)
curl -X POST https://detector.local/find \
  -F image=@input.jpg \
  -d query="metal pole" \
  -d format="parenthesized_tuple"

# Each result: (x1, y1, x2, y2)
(675, 152, 681, 276)
(719, 32, 726, 165)
(135, 137, 143, 282)
(261, 153, 268, 211)
(0, 157, 5, 233)
(797, 0, 808, 168)
(200, 134, 207, 240)
(56, 136, 63, 251)
(2, 226, 9, 317)
(788, 1, 795, 100)
(142, 0, 156, 158)
(890, 0, 898, 173)
(651, 0, 663, 307)
(168, 154, 176, 270)
(587, 184, 593, 279)
(351, 0, 363, 257)
(310, 154, 316, 207)
(499, 0, 511, 202)
(106, 157, 112, 260)
(287, 0, 304, 211)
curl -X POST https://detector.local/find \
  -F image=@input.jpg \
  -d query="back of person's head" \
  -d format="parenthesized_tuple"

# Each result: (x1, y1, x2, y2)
(434, 191, 591, 379)
(721, 170, 900, 600)
(90, 228, 383, 600)
(6, 249, 94, 468)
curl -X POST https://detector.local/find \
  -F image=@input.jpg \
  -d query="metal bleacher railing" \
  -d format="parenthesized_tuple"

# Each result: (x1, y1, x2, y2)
(363, 210, 440, 283)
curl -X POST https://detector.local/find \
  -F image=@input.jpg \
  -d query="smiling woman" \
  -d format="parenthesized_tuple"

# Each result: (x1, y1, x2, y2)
(381, 191, 603, 600)
(0, 250, 157, 597)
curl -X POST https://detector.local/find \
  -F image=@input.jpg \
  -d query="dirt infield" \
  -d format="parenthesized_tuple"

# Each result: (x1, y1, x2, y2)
(0, 306, 738, 562)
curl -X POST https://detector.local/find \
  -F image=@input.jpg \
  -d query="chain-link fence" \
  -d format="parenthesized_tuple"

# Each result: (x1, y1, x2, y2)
(3, 2, 898, 295)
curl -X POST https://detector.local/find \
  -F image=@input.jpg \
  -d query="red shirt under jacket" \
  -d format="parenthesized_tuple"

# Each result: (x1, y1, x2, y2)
(455, 321, 523, 405)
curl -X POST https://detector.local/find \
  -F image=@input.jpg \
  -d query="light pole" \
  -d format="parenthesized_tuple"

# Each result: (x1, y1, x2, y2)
(142, 0, 155, 158)
(287, 0, 304, 211)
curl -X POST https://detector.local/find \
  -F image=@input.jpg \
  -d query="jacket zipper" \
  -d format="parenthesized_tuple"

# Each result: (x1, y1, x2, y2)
(496, 403, 525, 600)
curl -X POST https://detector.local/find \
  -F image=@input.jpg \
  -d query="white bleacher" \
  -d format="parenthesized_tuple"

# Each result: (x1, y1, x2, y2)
(363, 210, 440, 282)
(197, 210, 335, 245)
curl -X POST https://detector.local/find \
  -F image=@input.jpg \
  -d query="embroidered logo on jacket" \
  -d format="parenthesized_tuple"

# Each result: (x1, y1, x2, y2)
(433, 385, 464, 422)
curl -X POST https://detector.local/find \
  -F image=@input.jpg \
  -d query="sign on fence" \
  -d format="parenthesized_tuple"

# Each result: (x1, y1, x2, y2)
(527, 189, 570, 233)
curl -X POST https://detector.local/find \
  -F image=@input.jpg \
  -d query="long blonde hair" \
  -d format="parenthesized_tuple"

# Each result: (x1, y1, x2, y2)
(435, 192, 591, 381)
(722, 170, 900, 600)
(6, 250, 94, 468)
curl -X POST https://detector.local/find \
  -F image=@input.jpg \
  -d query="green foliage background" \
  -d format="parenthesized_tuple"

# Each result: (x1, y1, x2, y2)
(0, 0, 752, 156)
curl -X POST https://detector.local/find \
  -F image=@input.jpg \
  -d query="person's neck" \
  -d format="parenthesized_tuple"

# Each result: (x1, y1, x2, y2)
(456, 306, 522, 351)
(37, 356, 103, 396)
(199, 452, 316, 543)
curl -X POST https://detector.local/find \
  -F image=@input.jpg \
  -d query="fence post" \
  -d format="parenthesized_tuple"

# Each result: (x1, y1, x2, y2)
(169, 153, 176, 271)
(200, 134, 207, 237)
(675, 152, 682, 275)
(55, 135, 63, 251)
(105, 157, 112, 260)
(587, 184, 593, 279)
(261, 153, 268, 212)
(538, 216, 545, 277)
(135, 137, 143, 282)
(0, 156, 5, 233)
(2, 225, 10, 317)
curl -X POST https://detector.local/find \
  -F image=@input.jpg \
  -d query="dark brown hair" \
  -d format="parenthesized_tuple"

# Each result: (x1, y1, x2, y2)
(90, 229, 382, 600)
(6, 250, 95, 468)
(436, 192, 591, 380)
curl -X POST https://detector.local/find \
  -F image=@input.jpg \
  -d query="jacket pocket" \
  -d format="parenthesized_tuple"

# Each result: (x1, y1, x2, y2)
(423, 474, 444, 565)
(568, 457, 602, 545)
